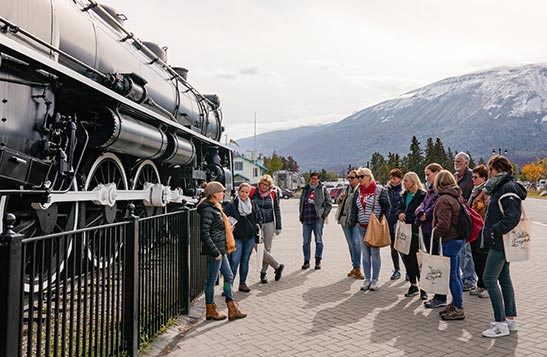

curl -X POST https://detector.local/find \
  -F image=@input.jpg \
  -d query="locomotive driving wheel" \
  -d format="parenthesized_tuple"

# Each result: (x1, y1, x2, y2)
(82, 153, 128, 268)
(0, 181, 78, 293)
(131, 160, 165, 218)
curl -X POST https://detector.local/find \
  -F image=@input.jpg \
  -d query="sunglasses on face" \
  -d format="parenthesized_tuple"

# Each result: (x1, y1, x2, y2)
(357, 175, 365, 179)
(347, 176, 356, 179)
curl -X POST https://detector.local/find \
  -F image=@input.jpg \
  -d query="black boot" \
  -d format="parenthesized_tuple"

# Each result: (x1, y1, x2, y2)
(260, 272, 268, 284)
(315, 257, 322, 270)
(301, 260, 310, 269)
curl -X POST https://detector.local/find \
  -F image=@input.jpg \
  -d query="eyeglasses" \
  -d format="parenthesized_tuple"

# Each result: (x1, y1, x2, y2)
(472, 176, 479, 179)
(357, 175, 365, 179)
(347, 176, 356, 179)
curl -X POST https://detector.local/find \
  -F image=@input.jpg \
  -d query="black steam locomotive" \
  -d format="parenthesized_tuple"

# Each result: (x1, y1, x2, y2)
(0, 0, 233, 289)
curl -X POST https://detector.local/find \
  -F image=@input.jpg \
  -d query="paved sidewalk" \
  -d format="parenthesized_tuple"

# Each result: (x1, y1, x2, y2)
(141, 199, 547, 356)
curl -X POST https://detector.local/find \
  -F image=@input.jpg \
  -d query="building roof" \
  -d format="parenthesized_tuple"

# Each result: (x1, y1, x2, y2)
(234, 173, 250, 181)
(234, 154, 269, 172)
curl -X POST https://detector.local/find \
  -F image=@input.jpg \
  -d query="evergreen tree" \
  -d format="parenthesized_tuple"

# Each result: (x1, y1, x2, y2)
(466, 151, 475, 168)
(433, 137, 448, 167)
(387, 152, 401, 171)
(444, 147, 455, 171)
(405, 136, 424, 174)
(424, 137, 436, 166)
(369, 152, 386, 175)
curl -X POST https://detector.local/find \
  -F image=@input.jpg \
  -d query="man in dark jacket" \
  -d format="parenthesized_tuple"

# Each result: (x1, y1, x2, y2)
(299, 172, 332, 270)
(454, 152, 477, 292)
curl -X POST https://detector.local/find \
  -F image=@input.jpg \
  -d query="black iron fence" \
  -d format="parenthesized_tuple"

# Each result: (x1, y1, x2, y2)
(0, 207, 207, 356)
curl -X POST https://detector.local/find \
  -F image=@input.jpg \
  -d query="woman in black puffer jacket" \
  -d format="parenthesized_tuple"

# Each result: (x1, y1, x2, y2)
(198, 181, 246, 321)
(224, 183, 263, 293)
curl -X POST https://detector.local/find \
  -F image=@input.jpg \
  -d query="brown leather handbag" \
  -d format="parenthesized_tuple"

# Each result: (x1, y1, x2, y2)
(363, 189, 391, 248)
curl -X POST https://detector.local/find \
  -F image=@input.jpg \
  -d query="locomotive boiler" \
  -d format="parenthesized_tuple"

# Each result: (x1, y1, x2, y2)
(0, 0, 233, 290)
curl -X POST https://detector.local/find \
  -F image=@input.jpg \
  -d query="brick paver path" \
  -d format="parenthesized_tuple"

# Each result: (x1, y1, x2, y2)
(142, 199, 547, 356)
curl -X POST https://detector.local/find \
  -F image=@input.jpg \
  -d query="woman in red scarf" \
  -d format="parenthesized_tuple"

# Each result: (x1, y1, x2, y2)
(349, 168, 391, 291)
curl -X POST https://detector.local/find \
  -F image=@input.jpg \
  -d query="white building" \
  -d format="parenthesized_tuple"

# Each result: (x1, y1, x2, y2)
(233, 153, 268, 185)
(273, 170, 304, 190)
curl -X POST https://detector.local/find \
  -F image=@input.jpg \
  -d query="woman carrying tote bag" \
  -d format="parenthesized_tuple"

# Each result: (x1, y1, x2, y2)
(396, 172, 426, 299)
(431, 170, 466, 321)
(349, 167, 391, 292)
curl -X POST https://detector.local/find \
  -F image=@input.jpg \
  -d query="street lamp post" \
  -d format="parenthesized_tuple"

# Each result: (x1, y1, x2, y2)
(492, 147, 508, 155)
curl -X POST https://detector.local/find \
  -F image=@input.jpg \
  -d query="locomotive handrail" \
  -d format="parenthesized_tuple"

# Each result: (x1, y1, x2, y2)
(82, 0, 221, 112)
(0, 34, 231, 150)
(0, 16, 106, 79)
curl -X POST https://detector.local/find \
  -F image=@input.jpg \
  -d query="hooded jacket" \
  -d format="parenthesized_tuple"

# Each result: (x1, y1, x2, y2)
(414, 185, 438, 234)
(197, 200, 227, 257)
(482, 174, 527, 251)
(432, 184, 462, 242)
(386, 182, 402, 234)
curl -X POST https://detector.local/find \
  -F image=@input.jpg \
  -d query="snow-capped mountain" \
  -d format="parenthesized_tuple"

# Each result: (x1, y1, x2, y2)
(235, 63, 547, 170)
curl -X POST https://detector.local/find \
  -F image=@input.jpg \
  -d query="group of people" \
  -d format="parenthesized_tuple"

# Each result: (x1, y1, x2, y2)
(197, 153, 526, 339)
(335, 153, 526, 338)
(197, 175, 284, 321)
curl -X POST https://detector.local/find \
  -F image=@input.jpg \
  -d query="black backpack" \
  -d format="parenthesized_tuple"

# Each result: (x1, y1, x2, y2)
(438, 193, 472, 240)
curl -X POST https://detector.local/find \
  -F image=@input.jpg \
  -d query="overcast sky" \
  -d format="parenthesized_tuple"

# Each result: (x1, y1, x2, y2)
(105, 0, 547, 141)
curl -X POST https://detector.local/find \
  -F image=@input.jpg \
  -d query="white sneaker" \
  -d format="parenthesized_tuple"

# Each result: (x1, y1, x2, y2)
(490, 320, 518, 332)
(483, 323, 510, 338)
(360, 279, 371, 291)
(369, 280, 379, 291)
(478, 288, 490, 298)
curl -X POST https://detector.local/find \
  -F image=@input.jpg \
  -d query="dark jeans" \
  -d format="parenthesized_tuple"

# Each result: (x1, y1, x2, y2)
(470, 238, 488, 289)
(442, 239, 465, 308)
(229, 238, 255, 285)
(483, 249, 517, 322)
(205, 254, 234, 304)
(401, 233, 420, 284)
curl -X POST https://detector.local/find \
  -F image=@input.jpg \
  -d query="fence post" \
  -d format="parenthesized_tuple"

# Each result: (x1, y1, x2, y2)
(122, 204, 139, 356)
(179, 207, 191, 315)
(0, 213, 24, 357)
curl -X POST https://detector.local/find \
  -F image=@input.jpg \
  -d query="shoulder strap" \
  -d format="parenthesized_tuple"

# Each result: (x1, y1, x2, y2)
(250, 186, 257, 199)
(497, 192, 522, 215)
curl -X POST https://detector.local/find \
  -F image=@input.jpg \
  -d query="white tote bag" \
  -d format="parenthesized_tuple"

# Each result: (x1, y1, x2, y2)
(416, 228, 426, 271)
(419, 228, 450, 295)
(255, 230, 265, 272)
(498, 193, 531, 262)
(394, 221, 413, 255)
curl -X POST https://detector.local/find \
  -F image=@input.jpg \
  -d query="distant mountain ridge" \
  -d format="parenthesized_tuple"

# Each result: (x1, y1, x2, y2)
(234, 63, 547, 170)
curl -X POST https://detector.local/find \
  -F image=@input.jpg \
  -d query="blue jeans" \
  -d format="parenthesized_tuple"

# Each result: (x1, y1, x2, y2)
(357, 226, 381, 281)
(342, 225, 361, 269)
(442, 239, 465, 308)
(229, 238, 255, 285)
(302, 219, 324, 261)
(459, 242, 477, 285)
(205, 254, 234, 304)
(483, 249, 517, 322)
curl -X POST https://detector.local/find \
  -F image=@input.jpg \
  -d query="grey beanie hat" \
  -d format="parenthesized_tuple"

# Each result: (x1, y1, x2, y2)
(204, 181, 225, 197)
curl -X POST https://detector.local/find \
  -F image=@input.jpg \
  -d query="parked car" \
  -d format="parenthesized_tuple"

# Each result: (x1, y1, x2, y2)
(329, 187, 345, 203)
(280, 188, 295, 199)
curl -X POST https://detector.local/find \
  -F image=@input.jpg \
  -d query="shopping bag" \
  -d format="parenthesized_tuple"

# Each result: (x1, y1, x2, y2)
(255, 231, 265, 272)
(419, 228, 450, 295)
(498, 193, 531, 262)
(364, 214, 391, 248)
(394, 221, 413, 255)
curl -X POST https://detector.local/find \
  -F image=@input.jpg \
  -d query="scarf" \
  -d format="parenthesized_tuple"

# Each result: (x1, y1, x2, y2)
(238, 197, 252, 216)
(258, 186, 271, 198)
(484, 172, 508, 195)
(470, 181, 486, 200)
(211, 198, 236, 253)
(359, 180, 377, 209)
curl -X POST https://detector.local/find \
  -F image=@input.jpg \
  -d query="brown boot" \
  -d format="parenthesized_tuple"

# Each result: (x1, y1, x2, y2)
(353, 268, 365, 280)
(206, 303, 226, 320)
(226, 301, 247, 321)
